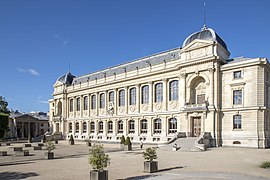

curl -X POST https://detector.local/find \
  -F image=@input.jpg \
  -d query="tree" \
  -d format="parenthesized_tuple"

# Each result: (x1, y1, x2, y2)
(0, 114, 9, 139)
(89, 144, 110, 171)
(0, 96, 10, 114)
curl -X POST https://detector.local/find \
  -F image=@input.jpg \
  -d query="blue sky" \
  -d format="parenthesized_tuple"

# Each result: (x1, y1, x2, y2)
(0, 0, 269, 113)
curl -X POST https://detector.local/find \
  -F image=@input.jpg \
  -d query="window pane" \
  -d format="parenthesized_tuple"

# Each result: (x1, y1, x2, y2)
(169, 80, 178, 101)
(109, 92, 114, 102)
(100, 93, 105, 108)
(155, 83, 163, 102)
(119, 90, 125, 106)
(234, 71, 242, 79)
(130, 88, 136, 105)
(142, 85, 149, 104)
(70, 99, 73, 112)
(233, 90, 242, 105)
(141, 119, 148, 133)
(91, 95, 96, 109)
(84, 96, 88, 110)
(233, 115, 242, 129)
(76, 98, 80, 111)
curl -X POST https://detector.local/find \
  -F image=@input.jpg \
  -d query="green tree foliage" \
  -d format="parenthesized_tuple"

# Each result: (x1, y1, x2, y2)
(120, 135, 125, 144)
(89, 144, 110, 171)
(0, 114, 9, 139)
(124, 136, 132, 146)
(45, 141, 56, 153)
(0, 96, 10, 114)
(143, 147, 157, 162)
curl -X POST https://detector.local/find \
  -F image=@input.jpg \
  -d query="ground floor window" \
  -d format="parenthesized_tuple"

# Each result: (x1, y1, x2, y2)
(118, 120, 123, 134)
(233, 115, 242, 129)
(83, 122, 87, 133)
(90, 122, 95, 133)
(99, 121, 103, 133)
(168, 118, 177, 134)
(129, 120, 135, 134)
(69, 123, 72, 133)
(108, 121, 113, 133)
(141, 119, 147, 134)
(154, 118, 161, 134)
(75, 122, 79, 133)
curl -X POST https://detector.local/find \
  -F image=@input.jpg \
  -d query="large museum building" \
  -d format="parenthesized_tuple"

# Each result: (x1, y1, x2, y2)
(49, 26, 270, 148)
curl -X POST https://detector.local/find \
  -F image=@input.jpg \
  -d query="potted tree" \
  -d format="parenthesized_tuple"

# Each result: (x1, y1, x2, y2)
(43, 135, 46, 143)
(45, 141, 56, 159)
(120, 135, 125, 149)
(69, 135, 75, 145)
(124, 137, 132, 151)
(89, 144, 110, 180)
(143, 147, 158, 173)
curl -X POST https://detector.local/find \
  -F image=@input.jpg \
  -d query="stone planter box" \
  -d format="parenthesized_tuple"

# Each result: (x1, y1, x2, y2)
(37, 143, 44, 147)
(6, 142, 11, 146)
(25, 144, 32, 147)
(120, 144, 124, 150)
(86, 141, 91, 146)
(34, 146, 42, 150)
(13, 147, 23, 151)
(124, 145, 132, 151)
(144, 161, 158, 173)
(69, 141, 74, 145)
(90, 170, 108, 180)
(45, 152, 54, 159)
(0, 151, 7, 156)
(15, 150, 29, 157)
(55, 140, 58, 144)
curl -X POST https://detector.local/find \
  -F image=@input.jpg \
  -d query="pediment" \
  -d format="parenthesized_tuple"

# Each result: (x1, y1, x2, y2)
(181, 39, 213, 52)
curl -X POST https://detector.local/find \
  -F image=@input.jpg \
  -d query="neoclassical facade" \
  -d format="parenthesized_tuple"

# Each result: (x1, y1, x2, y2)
(49, 27, 270, 148)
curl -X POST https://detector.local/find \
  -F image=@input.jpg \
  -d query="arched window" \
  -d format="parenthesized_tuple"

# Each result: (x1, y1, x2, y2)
(141, 85, 149, 104)
(118, 120, 123, 133)
(129, 87, 136, 105)
(91, 95, 96, 109)
(99, 121, 103, 133)
(75, 122, 79, 133)
(169, 80, 178, 101)
(129, 120, 135, 134)
(100, 93, 105, 108)
(90, 122, 95, 133)
(83, 122, 87, 133)
(69, 123, 72, 133)
(69, 99, 73, 112)
(109, 91, 114, 102)
(154, 118, 162, 134)
(141, 119, 148, 134)
(83, 96, 88, 110)
(76, 97, 80, 111)
(57, 101, 62, 116)
(233, 115, 242, 129)
(108, 121, 113, 133)
(155, 83, 163, 102)
(168, 118, 177, 134)
(119, 90, 125, 106)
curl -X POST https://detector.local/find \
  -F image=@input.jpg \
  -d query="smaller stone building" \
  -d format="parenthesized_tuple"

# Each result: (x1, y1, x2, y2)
(8, 111, 49, 140)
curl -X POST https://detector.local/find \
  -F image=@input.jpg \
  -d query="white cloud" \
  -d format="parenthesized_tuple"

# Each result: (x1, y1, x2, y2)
(17, 67, 40, 76)
(53, 34, 69, 47)
(38, 100, 49, 104)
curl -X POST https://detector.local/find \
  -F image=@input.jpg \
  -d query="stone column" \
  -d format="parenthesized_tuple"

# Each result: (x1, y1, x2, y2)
(136, 84, 140, 113)
(180, 73, 186, 107)
(104, 120, 108, 136)
(94, 120, 98, 136)
(79, 121, 82, 135)
(148, 118, 152, 137)
(104, 91, 108, 114)
(208, 67, 215, 106)
(125, 87, 128, 114)
(123, 118, 127, 136)
(96, 93, 99, 116)
(162, 117, 167, 136)
(114, 89, 118, 115)
(162, 79, 168, 111)
(113, 119, 117, 136)
(80, 95, 83, 117)
(22, 121, 25, 138)
(88, 94, 91, 117)
(148, 82, 153, 112)
(135, 118, 139, 136)
(87, 121, 90, 136)
(28, 122, 31, 140)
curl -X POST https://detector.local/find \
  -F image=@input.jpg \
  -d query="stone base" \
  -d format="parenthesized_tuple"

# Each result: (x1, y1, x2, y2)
(25, 144, 32, 147)
(34, 146, 42, 150)
(144, 161, 158, 173)
(45, 152, 54, 159)
(0, 151, 7, 156)
(38, 143, 44, 147)
(14, 147, 23, 151)
(15, 150, 29, 157)
(90, 170, 108, 180)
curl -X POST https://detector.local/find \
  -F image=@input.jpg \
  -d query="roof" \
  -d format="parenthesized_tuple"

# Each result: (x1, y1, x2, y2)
(182, 27, 228, 51)
(10, 113, 49, 121)
(226, 56, 252, 64)
(57, 71, 76, 85)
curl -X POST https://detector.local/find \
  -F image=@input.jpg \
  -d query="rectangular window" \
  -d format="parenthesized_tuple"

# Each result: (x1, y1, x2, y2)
(76, 97, 80, 111)
(91, 95, 96, 109)
(83, 96, 88, 110)
(233, 90, 242, 105)
(233, 71, 242, 79)
(233, 115, 242, 129)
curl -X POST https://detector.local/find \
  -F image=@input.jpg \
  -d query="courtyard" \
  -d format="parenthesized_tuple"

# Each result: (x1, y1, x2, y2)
(0, 141, 270, 180)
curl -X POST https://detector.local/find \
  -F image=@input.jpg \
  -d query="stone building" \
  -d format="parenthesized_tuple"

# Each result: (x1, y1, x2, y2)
(8, 111, 49, 140)
(49, 26, 270, 148)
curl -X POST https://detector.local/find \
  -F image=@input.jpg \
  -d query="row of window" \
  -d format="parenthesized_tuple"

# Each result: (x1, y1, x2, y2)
(69, 80, 179, 112)
(68, 118, 178, 134)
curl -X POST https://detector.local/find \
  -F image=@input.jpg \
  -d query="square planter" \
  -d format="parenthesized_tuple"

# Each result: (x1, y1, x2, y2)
(90, 170, 108, 180)
(0, 151, 7, 156)
(69, 141, 74, 145)
(25, 144, 32, 147)
(120, 144, 124, 150)
(86, 141, 91, 146)
(144, 161, 158, 173)
(38, 143, 44, 147)
(6, 142, 11, 146)
(45, 152, 54, 159)
(124, 145, 132, 151)
(55, 140, 58, 144)
(34, 146, 42, 150)
(14, 147, 23, 151)
(15, 150, 29, 157)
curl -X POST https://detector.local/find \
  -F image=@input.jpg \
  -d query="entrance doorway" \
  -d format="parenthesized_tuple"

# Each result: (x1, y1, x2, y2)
(191, 117, 201, 137)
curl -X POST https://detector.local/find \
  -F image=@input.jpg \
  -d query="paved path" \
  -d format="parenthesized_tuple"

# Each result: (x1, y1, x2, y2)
(0, 141, 270, 180)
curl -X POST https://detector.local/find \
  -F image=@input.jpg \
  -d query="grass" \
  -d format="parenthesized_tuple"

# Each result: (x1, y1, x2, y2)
(260, 161, 270, 169)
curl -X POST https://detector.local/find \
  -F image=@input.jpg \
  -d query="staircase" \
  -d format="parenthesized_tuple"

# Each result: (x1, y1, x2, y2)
(160, 137, 203, 152)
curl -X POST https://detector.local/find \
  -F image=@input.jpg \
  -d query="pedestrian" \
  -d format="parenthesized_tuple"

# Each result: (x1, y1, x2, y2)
(140, 141, 143, 149)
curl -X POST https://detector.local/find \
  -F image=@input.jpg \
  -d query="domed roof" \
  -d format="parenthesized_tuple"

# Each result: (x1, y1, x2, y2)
(182, 27, 228, 51)
(57, 71, 75, 85)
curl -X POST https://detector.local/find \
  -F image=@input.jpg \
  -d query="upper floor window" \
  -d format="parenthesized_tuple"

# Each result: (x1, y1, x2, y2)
(83, 96, 88, 110)
(109, 91, 114, 102)
(233, 90, 242, 105)
(119, 90, 125, 106)
(76, 97, 80, 111)
(100, 93, 105, 108)
(155, 83, 163, 102)
(233, 71, 242, 79)
(169, 80, 178, 101)
(129, 87, 136, 105)
(69, 99, 73, 112)
(91, 95, 96, 109)
(233, 115, 242, 129)
(141, 85, 149, 104)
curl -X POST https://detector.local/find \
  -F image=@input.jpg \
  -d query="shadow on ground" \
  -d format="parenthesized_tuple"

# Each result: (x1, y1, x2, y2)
(0, 171, 39, 180)
(157, 166, 183, 172)
(0, 161, 35, 167)
(118, 174, 159, 180)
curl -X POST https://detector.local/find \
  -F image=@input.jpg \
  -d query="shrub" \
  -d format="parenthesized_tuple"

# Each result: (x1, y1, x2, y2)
(124, 137, 132, 146)
(120, 135, 125, 144)
(260, 161, 270, 168)
(89, 144, 110, 171)
(143, 147, 157, 162)
(45, 141, 56, 153)
(69, 135, 74, 142)
(0, 114, 9, 139)
(43, 135, 46, 143)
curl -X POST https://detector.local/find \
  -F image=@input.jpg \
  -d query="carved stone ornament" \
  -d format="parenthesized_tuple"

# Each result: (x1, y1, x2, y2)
(119, 107, 124, 113)
(142, 104, 148, 111)
(169, 101, 177, 109)
(130, 106, 136, 112)
(155, 103, 162, 110)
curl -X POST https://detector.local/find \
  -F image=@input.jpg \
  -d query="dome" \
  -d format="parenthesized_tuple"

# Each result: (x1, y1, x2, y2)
(57, 71, 75, 85)
(182, 27, 228, 51)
